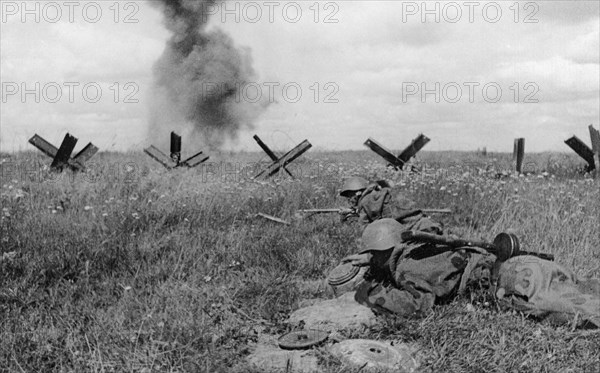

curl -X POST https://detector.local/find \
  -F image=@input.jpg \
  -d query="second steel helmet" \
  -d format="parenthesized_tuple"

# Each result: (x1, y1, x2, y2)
(359, 218, 404, 253)
(340, 177, 369, 197)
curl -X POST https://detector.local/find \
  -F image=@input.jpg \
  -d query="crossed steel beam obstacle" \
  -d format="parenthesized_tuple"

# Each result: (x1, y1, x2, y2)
(564, 125, 600, 173)
(253, 134, 312, 179)
(364, 133, 430, 169)
(144, 132, 209, 169)
(28, 133, 98, 172)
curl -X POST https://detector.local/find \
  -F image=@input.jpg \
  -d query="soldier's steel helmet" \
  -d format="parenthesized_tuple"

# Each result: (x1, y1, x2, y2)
(359, 218, 403, 253)
(340, 177, 369, 197)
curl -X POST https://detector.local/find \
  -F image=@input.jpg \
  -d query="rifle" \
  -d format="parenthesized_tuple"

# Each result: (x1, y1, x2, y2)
(297, 208, 354, 215)
(297, 208, 451, 215)
(400, 230, 554, 262)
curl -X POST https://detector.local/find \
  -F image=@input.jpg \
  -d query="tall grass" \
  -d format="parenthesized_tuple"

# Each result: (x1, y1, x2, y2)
(1, 151, 598, 372)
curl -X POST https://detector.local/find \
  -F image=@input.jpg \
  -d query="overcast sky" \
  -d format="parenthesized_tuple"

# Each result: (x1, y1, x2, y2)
(1, 0, 598, 154)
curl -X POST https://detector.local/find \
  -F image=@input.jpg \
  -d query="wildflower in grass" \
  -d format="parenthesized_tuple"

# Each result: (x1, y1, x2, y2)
(14, 189, 26, 199)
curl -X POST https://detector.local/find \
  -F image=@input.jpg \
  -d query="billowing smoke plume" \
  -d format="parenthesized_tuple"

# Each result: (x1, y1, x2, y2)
(149, 0, 264, 150)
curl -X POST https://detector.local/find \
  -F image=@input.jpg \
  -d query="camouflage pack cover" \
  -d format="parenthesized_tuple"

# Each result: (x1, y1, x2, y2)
(496, 256, 600, 327)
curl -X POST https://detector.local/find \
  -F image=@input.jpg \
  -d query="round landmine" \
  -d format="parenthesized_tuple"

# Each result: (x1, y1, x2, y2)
(278, 330, 329, 350)
(331, 339, 419, 372)
(327, 263, 365, 296)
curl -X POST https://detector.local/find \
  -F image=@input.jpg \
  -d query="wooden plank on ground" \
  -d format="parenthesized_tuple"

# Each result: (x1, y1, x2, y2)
(565, 136, 595, 171)
(50, 133, 78, 170)
(364, 138, 404, 168)
(144, 145, 176, 169)
(256, 213, 290, 225)
(256, 140, 312, 178)
(28, 134, 58, 158)
(398, 133, 430, 163)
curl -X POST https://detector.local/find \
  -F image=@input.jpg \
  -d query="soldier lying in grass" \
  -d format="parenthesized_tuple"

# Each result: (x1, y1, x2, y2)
(339, 176, 442, 233)
(341, 219, 600, 328)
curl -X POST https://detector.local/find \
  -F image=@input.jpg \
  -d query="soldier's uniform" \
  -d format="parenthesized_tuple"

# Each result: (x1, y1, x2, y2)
(355, 239, 484, 317)
(351, 219, 600, 328)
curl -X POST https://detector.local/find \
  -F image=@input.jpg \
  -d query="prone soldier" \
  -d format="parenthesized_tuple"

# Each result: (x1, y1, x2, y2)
(339, 176, 442, 234)
(341, 219, 600, 328)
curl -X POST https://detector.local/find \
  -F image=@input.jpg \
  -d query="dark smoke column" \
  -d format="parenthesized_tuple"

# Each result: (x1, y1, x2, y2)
(149, 0, 263, 149)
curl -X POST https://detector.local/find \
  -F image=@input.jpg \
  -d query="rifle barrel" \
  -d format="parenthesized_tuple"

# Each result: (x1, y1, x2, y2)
(298, 208, 341, 214)
(400, 230, 497, 252)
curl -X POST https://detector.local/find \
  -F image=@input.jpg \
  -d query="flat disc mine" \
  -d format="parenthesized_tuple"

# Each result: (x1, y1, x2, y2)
(331, 339, 419, 372)
(278, 330, 329, 350)
(327, 263, 360, 286)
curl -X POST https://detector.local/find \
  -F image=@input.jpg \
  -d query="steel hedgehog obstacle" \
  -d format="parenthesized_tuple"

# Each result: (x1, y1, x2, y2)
(144, 131, 209, 169)
(564, 124, 600, 174)
(364, 133, 430, 170)
(253, 135, 312, 179)
(28, 133, 98, 172)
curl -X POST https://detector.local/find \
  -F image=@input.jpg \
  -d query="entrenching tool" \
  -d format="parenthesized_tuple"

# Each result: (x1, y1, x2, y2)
(278, 330, 329, 350)
(400, 230, 554, 262)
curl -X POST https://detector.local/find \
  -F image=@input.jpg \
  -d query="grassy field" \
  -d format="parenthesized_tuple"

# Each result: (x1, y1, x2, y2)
(1, 150, 599, 372)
